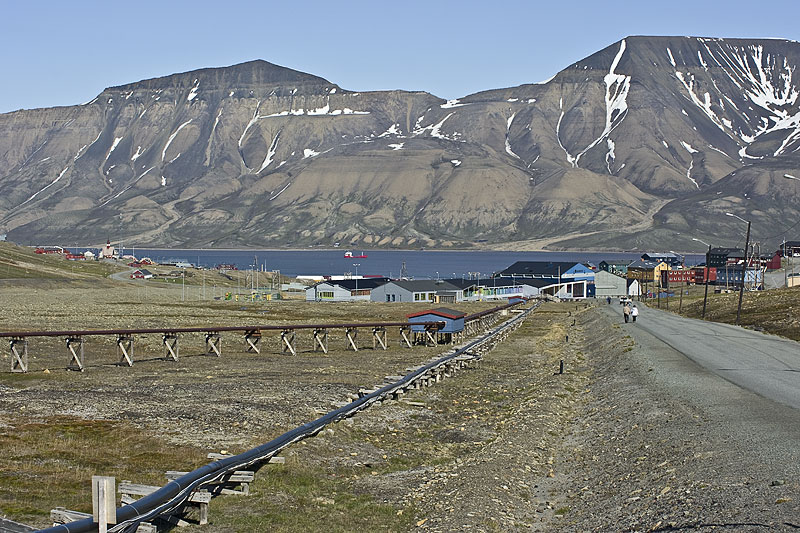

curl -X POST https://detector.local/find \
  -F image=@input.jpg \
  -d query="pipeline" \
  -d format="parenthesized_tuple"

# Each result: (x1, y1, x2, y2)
(38, 301, 539, 533)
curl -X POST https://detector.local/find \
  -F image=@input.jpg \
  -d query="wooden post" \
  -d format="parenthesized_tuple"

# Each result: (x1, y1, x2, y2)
(163, 333, 179, 361)
(66, 336, 84, 371)
(281, 329, 296, 356)
(205, 332, 222, 356)
(92, 476, 116, 532)
(312, 328, 328, 354)
(425, 327, 437, 346)
(244, 330, 261, 354)
(116, 334, 134, 366)
(10, 337, 28, 373)
(399, 326, 412, 348)
(372, 327, 387, 350)
(345, 327, 358, 351)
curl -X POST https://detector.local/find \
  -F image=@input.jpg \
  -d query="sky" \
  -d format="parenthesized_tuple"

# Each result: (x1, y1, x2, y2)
(2, 0, 800, 114)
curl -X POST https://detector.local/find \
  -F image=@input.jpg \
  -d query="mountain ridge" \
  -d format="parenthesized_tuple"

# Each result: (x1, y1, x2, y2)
(2, 35, 800, 252)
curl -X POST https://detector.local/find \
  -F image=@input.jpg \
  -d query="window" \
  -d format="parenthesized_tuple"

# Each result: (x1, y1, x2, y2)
(320, 291, 334, 299)
(386, 295, 391, 302)
(414, 293, 421, 301)
(428, 293, 435, 301)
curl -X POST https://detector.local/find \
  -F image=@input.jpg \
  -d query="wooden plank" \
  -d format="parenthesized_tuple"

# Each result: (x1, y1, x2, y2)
(205, 332, 222, 357)
(345, 327, 358, 351)
(0, 517, 37, 532)
(166, 470, 254, 483)
(399, 327, 412, 348)
(65, 336, 84, 371)
(117, 334, 134, 366)
(313, 328, 328, 354)
(10, 338, 27, 373)
(50, 508, 92, 524)
(119, 482, 211, 504)
(207, 453, 285, 464)
(244, 330, 261, 353)
(163, 333, 179, 361)
(281, 329, 296, 356)
(92, 475, 117, 528)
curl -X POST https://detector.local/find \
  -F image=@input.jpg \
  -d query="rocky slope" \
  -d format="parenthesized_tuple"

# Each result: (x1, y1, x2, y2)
(2, 36, 800, 250)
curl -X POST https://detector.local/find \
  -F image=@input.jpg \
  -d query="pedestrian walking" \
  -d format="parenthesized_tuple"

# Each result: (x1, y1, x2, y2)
(631, 305, 639, 322)
(606, 296, 612, 305)
(623, 302, 631, 323)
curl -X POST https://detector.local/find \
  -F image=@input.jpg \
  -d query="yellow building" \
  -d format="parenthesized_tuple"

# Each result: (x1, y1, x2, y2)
(626, 260, 670, 286)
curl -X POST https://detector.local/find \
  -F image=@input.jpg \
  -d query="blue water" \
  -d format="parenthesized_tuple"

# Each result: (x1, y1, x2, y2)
(107, 248, 705, 279)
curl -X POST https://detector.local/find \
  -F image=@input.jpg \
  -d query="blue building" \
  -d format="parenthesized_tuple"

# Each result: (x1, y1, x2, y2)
(496, 261, 595, 298)
(407, 308, 466, 333)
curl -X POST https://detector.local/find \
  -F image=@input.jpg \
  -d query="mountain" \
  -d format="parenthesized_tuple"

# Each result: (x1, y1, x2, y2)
(2, 37, 800, 252)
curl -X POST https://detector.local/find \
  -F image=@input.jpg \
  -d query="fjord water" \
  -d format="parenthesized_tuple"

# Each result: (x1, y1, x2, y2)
(125, 249, 704, 278)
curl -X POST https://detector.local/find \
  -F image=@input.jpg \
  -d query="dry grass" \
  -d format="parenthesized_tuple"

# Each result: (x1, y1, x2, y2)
(0, 418, 207, 524)
(0, 278, 504, 528)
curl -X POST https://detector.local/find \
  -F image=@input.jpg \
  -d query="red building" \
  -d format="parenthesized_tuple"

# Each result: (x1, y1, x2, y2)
(691, 266, 717, 284)
(758, 253, 781, 270)
(662, 269, 694, 285)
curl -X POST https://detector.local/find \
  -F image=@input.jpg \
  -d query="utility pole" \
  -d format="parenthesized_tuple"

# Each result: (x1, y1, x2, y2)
(702, 245, 711, 318)
(725, 213, 751, 325)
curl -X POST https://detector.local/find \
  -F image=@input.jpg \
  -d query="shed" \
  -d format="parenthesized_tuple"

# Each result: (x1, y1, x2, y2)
(407, 308, 466, 333)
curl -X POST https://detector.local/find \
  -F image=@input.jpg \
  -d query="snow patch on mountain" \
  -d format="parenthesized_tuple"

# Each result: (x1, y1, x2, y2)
(667, 48, 677, 67)
(104, 137, 123, 166)
(20, 166, 69, 207)
(606, 138, 616, 174)
(258, 133, 280, 172)
(680, 141, 698, 154)
(574, 39, 631, 168)
(163, 120, 192, 161)
(379, 124, 402, 137)
(505, 113, 520, 159)
(441, 99, 467, 109)
(270, 181, 291, 200)
(187, 79, 199, 102)
(556, 97, 576, 166)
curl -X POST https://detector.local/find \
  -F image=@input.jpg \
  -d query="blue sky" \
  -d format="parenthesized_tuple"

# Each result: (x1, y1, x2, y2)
(2, 0, 800, 113)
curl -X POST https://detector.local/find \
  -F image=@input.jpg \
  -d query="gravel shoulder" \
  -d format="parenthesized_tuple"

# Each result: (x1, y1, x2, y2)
(338, 302, 800, 531)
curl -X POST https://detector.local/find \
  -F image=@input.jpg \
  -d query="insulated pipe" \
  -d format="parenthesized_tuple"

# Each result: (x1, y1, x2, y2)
(38, 301, 539, 533)
(3, 299, 527, 339)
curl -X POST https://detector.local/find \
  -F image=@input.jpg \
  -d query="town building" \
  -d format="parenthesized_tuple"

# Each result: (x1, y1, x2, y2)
(691, 266, 717, 284)
(99, 240, 116, 259)
(715, 267, 763, 289)
(370, 280, 464, 303)
(497, 261, 595, 281)
(455, 277, 526, 301)
(662, 269, 694, 285)
(627, 260, 670, 287)
(779, 241, 800, 256)
(598, 260, 633, 276)
(130, 269, 153, 279)
(594, 270, 628, 298)
(708, 247, 743, 268)
(306, 278, 390, 302)
(641, 252, 683, 268)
